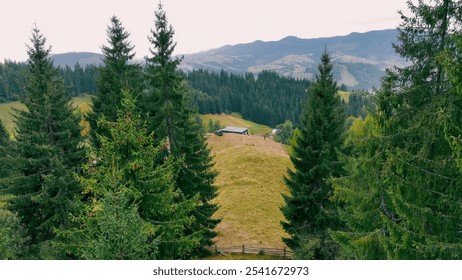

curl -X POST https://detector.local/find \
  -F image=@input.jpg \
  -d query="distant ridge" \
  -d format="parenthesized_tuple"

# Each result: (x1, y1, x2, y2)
(47, 30, 406, 89)
(50, 52, 104, 68)
(180, 29, 406, 90)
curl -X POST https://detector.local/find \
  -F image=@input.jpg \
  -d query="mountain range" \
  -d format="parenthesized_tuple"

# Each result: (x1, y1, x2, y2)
(50, 52, 104, 68)
(50, 29, 406, 90)
(180, 29, 406, 90)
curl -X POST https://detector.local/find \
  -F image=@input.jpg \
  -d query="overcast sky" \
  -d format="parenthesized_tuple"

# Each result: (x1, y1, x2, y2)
(0, 0, 411, 62)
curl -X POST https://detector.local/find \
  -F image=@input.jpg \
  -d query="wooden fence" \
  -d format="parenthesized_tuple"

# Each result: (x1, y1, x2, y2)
(206, 245, 293, 259)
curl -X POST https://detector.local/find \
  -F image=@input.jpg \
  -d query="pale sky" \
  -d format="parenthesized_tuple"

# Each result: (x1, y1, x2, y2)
(0, 0, 411, 62)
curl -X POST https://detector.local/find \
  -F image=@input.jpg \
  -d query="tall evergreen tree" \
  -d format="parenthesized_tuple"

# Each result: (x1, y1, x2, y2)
(376, 0, 462, 259)
(330, 116, 389, 259)
(143, 3, 219, 257)
(440, 33, 462, 173)
(0, 27, 85, 258)
(86, 15, 142, 146)
(175, 100, 220, 255)
(144, 3, 184, 152)
(66, 90, 198, 259)
(333, 0, 462, 259)
(281, 50, 345, 259)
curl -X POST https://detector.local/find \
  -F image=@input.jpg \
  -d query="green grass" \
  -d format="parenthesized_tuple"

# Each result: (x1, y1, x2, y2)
(0, 101, 25, 136)
(338, 90, 351, 103)
(72, 94, 93, 110)
(2, 99, 271, 137)
(72, 94, 93, 136)
(200, 113, 272, 135)
(208, 134, 291, 248)
(0, 94, 94, 137)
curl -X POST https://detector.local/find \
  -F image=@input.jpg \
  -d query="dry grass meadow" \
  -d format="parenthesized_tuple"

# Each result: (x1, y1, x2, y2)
(207, 133, 291, 248)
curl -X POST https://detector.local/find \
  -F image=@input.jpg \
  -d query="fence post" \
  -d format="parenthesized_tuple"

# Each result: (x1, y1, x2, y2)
(242, 244, 245, 254)
(215, 245, 218, 255)
(283, 247, 286, 258)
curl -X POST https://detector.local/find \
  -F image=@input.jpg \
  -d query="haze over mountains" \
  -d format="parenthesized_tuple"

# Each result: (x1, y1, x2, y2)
(51, 29, 405, 90)
(50, 52, 104, 68)
(180, 29, 405, 90)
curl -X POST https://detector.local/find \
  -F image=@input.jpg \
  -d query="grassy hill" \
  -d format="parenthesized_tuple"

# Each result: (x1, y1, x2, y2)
(0, 95, 93, 136)
(207, 133, 291, 248)
(1, 100, 270, 137)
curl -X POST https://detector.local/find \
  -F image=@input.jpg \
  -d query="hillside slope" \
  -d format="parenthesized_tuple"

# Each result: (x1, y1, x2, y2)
(207, 133, 291, 247)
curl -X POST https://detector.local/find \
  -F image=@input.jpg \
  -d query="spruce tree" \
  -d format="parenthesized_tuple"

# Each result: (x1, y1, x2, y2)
(377, 0, 462, 259)
(144, 2, 184, 152)
(74, 90, 199, 259)
(333, 0, 462, 259)
(0, 209, 29, 259)
(440, 34, 462, 172)
(87, 15, 142, 147)
(75, 189, 156, 260)
(143, 2, 219, 257)
(281, 50, 345, 259)
(175, 104, 220, 255)
(330, 116, 389, 259)
(0, 27, 84, 258)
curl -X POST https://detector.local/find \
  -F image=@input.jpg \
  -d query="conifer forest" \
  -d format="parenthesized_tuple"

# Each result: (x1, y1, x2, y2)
(0, 0, 461, 260)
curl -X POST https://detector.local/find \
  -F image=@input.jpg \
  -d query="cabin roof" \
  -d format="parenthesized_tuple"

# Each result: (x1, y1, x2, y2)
(220, 126, 249, 133)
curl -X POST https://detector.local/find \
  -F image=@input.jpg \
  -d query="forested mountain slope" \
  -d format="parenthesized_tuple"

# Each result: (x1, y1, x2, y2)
(181, 29, 405, 90)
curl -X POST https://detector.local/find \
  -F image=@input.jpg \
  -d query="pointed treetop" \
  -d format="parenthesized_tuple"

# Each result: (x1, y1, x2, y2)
(315, 48, 336, 88)
(148, 1, 181, 67)
(102, 15, 135, 62)
(26, 25, 52, 66)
